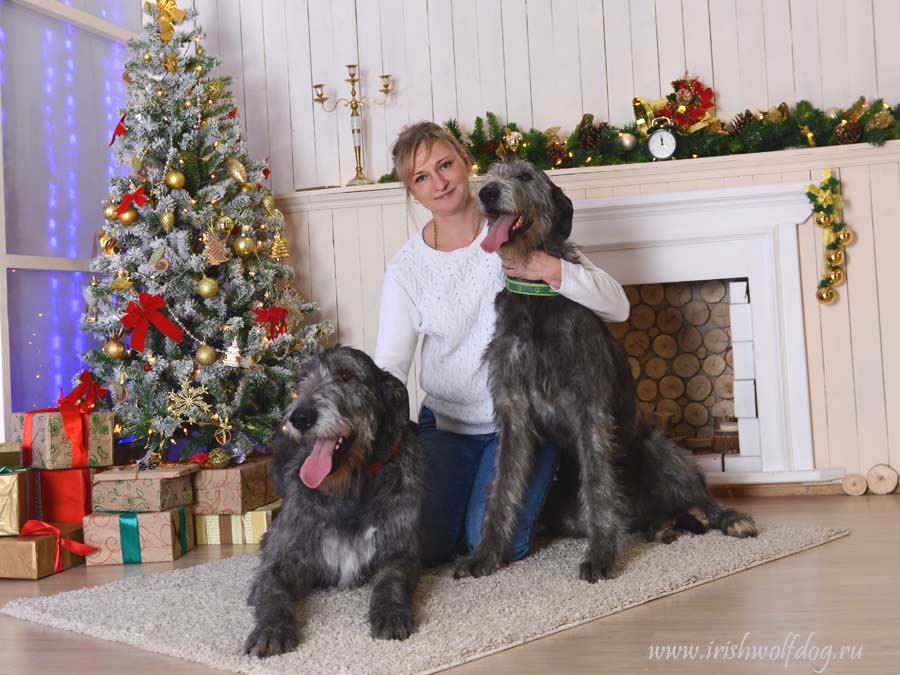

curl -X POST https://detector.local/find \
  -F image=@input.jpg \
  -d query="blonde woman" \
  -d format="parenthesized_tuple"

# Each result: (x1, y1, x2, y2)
(374, 122, 629, 566)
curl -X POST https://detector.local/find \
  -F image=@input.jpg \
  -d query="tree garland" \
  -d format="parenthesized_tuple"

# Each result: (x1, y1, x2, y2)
(806, 169, 853, 305)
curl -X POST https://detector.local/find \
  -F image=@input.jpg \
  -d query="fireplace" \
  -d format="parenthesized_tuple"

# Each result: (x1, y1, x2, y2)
(573, 182, 842, 484)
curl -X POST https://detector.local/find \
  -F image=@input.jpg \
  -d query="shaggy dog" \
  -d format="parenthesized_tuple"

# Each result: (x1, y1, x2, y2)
(244, 346, 424, 657)
(453, 158, 757, 584)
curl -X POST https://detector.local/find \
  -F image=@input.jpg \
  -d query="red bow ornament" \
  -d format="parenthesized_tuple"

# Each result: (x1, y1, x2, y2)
(121, 293, 184, 352)
(109, 114, 128, 146)
(116, 185, 147, 216)
(20, 520, 98, 573)
(253, 307, 288, 339)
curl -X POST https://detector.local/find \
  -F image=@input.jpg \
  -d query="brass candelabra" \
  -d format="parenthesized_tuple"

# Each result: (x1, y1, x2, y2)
(313, 65, 392, 186)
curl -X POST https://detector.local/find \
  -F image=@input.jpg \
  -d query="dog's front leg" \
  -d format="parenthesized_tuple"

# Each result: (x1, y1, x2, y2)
(369, 554, 420, 640)
(244, 561, 310, 658)
(454, 415, 536, 579)
(577, 419, 625, 583)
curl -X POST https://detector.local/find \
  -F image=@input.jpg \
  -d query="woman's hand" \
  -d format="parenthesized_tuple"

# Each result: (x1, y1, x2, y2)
(499, 250, 563, 289)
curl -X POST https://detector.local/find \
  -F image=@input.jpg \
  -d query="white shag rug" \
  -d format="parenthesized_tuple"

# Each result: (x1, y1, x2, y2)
(2, 525, 847, 675)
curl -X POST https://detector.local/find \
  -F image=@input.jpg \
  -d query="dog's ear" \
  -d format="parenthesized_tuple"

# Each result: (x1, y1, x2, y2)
(377, 368, 409, 416)
(549, 183, 573, 241)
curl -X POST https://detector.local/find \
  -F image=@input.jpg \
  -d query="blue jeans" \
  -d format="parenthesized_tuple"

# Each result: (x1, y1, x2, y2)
(417, 406, 559, 567)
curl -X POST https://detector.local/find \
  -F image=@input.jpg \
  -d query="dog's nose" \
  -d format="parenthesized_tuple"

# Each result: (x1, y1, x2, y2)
(290, 407, 318, 432)
(479, 183, 500, 207)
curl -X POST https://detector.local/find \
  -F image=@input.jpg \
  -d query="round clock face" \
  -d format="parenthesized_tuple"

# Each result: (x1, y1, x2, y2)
(648, 128, 677, 159)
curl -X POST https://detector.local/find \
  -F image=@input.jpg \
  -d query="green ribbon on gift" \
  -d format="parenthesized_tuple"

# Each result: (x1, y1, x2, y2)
(117, 512, 142, 564)
(176, 505, 187, 555)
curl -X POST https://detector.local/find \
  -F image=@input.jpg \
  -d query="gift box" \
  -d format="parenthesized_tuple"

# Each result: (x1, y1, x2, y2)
(92, 464, 198, 513)
(34, 468, 94, 524)
(195, 499, 281, 545)
(0, 442, 21, 468)
(83, 505, 195, 566)
(193, 456, 273, 515)
(0, 467, 34, 535)
(0, 521, 94, 579)
(10, 410, 114, 470)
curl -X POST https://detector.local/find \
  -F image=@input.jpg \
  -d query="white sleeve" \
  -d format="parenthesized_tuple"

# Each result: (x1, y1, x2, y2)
(373, 268, 421, 382)
(552, 249, 630, 322)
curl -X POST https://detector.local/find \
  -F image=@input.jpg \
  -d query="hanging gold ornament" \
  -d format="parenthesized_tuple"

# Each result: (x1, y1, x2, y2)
(143, 51, 152, 64)
(240, 182, 255, 193)
(103, 203, 119, 221)
(206, 447, 231, 469)
(156, 0, 186, 45)
(103, 339, 126, 360)
(90, 275, 99, 288)
(814, 212, 832, 228)
(99, 231, 119, 255)
(195, 344, 218, 366)
(270, 233, 290, 260)
(816, 287, 836, 304)
(118, 206, 139, 226)
(160, 211, 175, 232)
(214, 215, 234, 236)
(233, 236, 256, 257)
(203, 235, 230, 265)
(261, 193, 276, 215)
(206, 79, 226, 101)
(826, 268, 845, 286)
(225, 157, 248, 184)
(197, 275, 219, 299)
(110, 270, 134, 292)
(163, 52, 178, 73)
(825, 248, 845, 266)
(196, 45, 206, 57)
(865, 109, 894, 131)
(214, 425, 233, 446)
(165, 169, 186, 190)
(836, 227, 854, 246)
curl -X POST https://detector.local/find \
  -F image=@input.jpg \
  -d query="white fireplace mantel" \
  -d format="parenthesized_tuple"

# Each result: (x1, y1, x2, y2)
(571, 183, 844, 485)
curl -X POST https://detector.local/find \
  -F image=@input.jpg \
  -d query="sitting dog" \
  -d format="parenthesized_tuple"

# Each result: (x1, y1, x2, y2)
(453, 158, 757, 584)
(244, 346, 423, 658)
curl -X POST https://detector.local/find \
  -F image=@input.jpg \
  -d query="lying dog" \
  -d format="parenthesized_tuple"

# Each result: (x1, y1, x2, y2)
(453, 158, 757, 584)
(244, 346, 423, 657)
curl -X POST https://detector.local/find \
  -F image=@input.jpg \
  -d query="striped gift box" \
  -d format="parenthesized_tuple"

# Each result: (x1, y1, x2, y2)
(194, 499, 280, 545)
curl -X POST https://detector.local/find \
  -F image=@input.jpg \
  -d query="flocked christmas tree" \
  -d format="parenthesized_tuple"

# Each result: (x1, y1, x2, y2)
(81, 1, 331, 463)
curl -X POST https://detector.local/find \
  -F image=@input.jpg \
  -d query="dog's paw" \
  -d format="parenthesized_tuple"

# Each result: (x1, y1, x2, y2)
(452, 551, 500, 580)
(578, 556, 617, 583)
(370, 607, 416, 640)
(243, 622, 300, 658)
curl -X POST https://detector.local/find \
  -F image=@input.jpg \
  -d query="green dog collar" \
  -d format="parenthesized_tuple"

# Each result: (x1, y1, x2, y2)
(504, 277, 560, 296)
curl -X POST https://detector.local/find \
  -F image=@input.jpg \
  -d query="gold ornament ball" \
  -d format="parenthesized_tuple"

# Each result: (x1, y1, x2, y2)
(103, 203, 119, 221)
(261, 193, 276, 214)
(825, 248, 845, 266)
(618, 132, 637, 151)
(118, 206, 139, 226)
(103, 339, 126, 360)
(816, 286, 836, 305)
(214, 215, 234, 236)
(825, 107, 842, 120)
(143, 51, 152, 64)
(240, 182, 255, 193)
(195, 344, 218, 366)
(206, 447, 231, 469)
(165, 170, 186, 190)
(836, 227, 854, 246)
(197, 45, 206, 57)
(814, 212, 832, 228)
(160, 211, 175, 232)
(233, 236, 257, 257)
(206, 79, 225, 100)
(225, 157, 248, 184)
(826, 268, 845, 286)
(197, 275, 219, 299)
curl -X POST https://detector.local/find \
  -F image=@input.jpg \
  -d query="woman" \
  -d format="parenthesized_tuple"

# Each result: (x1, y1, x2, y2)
(374, 122, 629, 567)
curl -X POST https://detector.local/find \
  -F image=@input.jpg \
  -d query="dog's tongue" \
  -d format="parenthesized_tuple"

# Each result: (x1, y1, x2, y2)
(480, 215, 517, 254)
(300, 437, 338, 489)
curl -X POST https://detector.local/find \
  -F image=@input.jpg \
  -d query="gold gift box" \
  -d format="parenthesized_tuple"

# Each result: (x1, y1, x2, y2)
(195, 499, 281, 545)
(0, 468, 33, 536)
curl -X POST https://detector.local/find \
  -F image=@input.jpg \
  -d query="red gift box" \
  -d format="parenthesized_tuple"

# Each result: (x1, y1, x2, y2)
(35, 468, 93, 523)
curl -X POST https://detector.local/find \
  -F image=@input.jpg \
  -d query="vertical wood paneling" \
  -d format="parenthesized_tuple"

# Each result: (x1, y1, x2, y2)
(358, 206, 385, 354)
(477, 0, 507, 120)
(452, 0, 482, 129)
(577, 0, 608, 121)
(355, 0, 388, 180)
(629, 0, 660, 100)
(603, 0, 635, 126)
(789, 0, 823, 107)
(308, 1, 342, 187)
(284, 0, 319, 190)
(332, 208, 365, 348)
(682, 0, 714, 94)
(405, 0, 434, 125)
(709, 0, 742, 115)
(503, 0, 533, 126)
(427, 0, 458, 126)
(285, 210, 312, 302)
(552, 0, 583, 128)
(869, 162, 900, 470)
(193, 0, 220, 56)
(762, 0, 796, 106)
(816, 0, 849, 108)
(736, 0, 769, 111)
(526, 0, 557, 130)
(654, 0, 686, 89)
(874, 0, 900, 100)
(307, 210, 340, 341)
(844, 0, 878, 101)
(331, 0, 360, 186)
(216, 0, 247, 140)
(239, 0, 270, 164)
(381, 0, 410, 166)
(261, 0, 293, 195)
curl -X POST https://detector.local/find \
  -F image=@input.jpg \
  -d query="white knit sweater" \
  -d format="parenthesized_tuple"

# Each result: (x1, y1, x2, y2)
(373, 221, 630, 435)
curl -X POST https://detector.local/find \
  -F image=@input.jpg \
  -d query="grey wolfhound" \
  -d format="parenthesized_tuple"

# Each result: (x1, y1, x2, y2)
(453, 158, 757, 584)
(244, 346, 424, 658)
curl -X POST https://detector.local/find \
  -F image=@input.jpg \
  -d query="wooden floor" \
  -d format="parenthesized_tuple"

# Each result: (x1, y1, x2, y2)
(1, 495, 897, 674)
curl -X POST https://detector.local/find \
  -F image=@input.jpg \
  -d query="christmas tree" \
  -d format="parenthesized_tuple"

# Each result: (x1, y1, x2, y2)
(81, 1, 332, 463)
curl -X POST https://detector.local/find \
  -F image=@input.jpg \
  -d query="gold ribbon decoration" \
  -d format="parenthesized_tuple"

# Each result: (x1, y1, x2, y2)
(687, 110, 724, 135)
(155, 0, 186, 45)
(632, 96, 669, 136)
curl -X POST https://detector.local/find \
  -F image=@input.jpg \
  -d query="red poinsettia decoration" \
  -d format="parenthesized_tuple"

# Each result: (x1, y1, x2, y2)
(660, 77, 715, 127)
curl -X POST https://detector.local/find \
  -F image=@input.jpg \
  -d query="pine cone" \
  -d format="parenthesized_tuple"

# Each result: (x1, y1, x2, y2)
(726, 110, 755, 137)
(833, 119, 862, 144)
(581, 123, 608, 149)
(547, 143, 569, 167)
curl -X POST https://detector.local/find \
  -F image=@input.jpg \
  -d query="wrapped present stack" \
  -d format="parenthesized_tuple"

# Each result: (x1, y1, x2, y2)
(83, 463, 198, 565)
(193, 454, 280, 545)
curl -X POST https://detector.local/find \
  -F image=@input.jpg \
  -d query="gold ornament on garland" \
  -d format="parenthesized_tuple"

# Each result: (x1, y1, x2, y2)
(118, 206, 139, 226)
(194, 344, 218, 366)
(240, 182, 255, 193)
(225, 157, 248, 184)
(103, 339, 126, 360)
(836, 227, 854, 246)
(865, 109, 894, 131)
(103, 203, 119, 221)
(165, 169, 186, 190)
(206, 447, 231, 469)
(617, 132, 637, 152)
(160, 211, 175, 232)
(816, 286, 836, 305)
(233, 235, 256, 257)
(197, 275, 219, 299)
(143, 51, 152, 64)
(269, 234, 289, 260)
(806, 169, 854, 305)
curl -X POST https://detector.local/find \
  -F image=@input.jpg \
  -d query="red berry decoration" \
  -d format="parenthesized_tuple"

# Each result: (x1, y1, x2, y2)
(144, 363, 152, 372)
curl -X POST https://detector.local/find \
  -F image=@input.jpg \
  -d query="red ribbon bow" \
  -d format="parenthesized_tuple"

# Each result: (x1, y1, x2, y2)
(109, 113, 127, 146)
(121, 293, 184, 352)
(116, 185, 147, 216)
(22, 370, 109, 467)
(253, 307, 288, 339)
(20, 520, 98, 573)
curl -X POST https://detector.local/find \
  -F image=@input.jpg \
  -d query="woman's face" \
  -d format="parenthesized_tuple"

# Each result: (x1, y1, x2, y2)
(407, 141, 471, 216)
